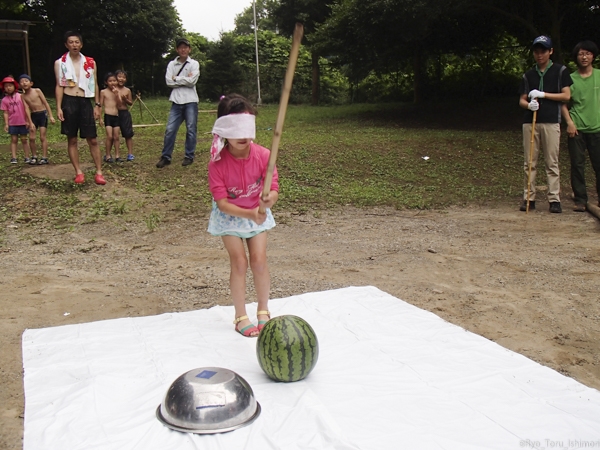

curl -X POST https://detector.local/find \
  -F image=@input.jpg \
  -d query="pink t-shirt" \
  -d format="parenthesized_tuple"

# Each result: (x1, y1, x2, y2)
(1, 93, 27, 126)
(208, 142, 279, 209)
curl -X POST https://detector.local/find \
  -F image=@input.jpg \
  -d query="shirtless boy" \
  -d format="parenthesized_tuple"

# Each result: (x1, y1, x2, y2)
(99, 72, 122, 162)
(18, 74, 55, 164)
(54, 30, 105, 185)
(115, 70, 135, 161)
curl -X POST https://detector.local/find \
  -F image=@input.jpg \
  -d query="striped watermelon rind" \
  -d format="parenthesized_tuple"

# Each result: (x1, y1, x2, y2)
(256, 315, 319, 382)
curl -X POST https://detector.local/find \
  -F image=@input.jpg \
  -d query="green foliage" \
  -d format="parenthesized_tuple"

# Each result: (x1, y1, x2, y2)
(200, 34, 245, 99)
(144, 211, 162, 232)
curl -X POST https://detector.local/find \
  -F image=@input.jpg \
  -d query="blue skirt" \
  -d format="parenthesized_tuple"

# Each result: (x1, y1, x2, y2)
(207, 201, 276, 238)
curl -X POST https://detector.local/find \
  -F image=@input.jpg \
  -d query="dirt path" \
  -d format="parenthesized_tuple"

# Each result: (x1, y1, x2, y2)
(1, 203, 599, 449)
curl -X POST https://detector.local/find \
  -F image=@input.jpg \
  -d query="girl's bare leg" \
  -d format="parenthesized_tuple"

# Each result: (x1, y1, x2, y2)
(222, 235, 258, 336)
(10, 135, 17, 159)
(247, 232, 270, 323)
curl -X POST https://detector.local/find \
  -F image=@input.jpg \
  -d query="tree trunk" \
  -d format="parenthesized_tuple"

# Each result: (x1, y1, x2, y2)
(311, 51, 320, 106)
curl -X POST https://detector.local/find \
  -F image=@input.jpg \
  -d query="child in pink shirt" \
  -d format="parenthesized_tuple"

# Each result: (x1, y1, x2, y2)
(208, 94, 279, 337)
(1, 76, 35, 164)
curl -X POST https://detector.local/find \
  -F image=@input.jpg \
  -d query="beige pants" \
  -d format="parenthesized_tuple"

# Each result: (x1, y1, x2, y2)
(522, 123, 561, 202)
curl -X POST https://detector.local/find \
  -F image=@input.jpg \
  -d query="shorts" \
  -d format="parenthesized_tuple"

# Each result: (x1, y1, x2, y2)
(104, 114, 120, 128)
(31, 111, 48, 129)
(60, 94, 97, 138)
(118, 109, 134, 138)
(207, 200, 276, 238)
(8, 125, 28, 136)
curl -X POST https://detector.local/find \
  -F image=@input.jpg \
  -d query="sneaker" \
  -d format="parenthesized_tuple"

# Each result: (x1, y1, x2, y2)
(549, 202, 562, 213)
(94, 174, 107, 185)
(519, 200, 535, 211)
(38, 157, 48, 165)
(10, 158, 17, 164)
(156, 157, 171, 168)
(573, 204, 586, 212)
(24, 158, 31, 164)
(182, 157, 193, 166)
(127, 154, 135, 161)
(29, 157, 37, 165)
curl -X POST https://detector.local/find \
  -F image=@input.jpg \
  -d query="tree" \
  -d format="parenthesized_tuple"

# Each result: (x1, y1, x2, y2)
(470, 0, 600, 63)
(200, 33, 245, 100)
(19, 0, 180, 90)
(314, 0, 502, 103)
(272, 0, 335, 105)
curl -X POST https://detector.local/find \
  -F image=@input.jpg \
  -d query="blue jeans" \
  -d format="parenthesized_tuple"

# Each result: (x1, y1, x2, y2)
(161, 102, 198, 160)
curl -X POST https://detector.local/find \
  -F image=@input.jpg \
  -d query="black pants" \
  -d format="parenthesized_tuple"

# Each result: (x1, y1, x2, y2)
(568, 132, 600, 205)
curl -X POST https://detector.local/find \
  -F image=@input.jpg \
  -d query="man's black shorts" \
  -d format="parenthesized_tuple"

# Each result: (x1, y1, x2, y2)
(60, 95, 97, 138)
(31, 111, 48, 129)
(118, 109, 134, 138)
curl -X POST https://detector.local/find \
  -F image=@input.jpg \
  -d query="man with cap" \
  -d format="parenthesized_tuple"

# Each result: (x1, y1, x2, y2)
(518, 35, 572, 213)
(561, 41, 600, 212)
(156, 38, 200, 168)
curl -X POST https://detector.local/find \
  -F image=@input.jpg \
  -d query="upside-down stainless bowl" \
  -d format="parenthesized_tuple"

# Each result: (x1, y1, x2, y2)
(156, 367, 261, 434)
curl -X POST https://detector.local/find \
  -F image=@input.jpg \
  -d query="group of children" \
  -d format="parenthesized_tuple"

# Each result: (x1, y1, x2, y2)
(0, 74, 54, 165)
(0, 71, 135, 165)
(99, 70, 135, 163)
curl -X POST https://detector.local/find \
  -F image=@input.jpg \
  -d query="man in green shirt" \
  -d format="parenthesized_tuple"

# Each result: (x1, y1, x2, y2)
(562, 41, 600, 211)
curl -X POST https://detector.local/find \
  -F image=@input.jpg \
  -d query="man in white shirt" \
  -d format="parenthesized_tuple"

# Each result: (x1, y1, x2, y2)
(156, 38, 200, 168)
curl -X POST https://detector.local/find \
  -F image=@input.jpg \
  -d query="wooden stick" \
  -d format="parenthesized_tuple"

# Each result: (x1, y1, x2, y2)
(259, 23, 304, 213)
(526, 110, 537, 214)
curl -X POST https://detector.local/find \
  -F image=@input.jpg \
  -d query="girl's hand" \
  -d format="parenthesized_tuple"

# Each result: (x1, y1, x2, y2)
(251, 207, 267, 225)
(260, 191, 279, 210)
(566, 122, 578, 138)
(3, 124, 7, 133)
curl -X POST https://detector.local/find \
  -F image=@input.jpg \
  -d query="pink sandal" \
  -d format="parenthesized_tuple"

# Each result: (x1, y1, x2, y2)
(233, 315, 259, 337)
(257, 310, 271, 332)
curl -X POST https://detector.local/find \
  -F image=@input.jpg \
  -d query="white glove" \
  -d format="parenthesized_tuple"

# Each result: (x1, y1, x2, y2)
(529, 89, 545, 99)
(528, 99, 539, 111)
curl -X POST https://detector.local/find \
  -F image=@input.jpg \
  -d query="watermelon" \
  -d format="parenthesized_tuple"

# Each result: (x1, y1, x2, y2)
(256, 315, 319, 382)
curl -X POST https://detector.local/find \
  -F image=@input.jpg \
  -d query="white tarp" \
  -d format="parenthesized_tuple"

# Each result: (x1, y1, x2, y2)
(23, 286, 600, 450)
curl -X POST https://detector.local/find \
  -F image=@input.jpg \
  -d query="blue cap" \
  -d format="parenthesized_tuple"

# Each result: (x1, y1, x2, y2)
(532, 36, 552, 49)
(18, 74, 31, 82)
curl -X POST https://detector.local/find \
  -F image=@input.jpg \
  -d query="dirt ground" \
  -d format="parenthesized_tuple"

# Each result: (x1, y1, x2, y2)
(1, 174, 600, 449)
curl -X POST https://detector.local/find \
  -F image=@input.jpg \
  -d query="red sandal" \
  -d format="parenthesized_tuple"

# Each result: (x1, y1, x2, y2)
(233, 315, 259, 337)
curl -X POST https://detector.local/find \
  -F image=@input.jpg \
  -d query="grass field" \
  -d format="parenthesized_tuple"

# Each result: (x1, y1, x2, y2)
(0, 97, 576, 233)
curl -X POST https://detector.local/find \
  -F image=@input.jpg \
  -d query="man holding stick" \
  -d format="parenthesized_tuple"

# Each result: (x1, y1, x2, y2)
(518, 35, 572, 213)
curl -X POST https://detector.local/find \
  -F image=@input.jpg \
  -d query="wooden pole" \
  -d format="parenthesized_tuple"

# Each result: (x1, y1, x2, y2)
(259, 23, 304, 213)
(526, 110, 537, 214)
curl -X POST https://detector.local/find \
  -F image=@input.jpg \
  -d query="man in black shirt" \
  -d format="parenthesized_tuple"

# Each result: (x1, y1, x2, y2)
(518, 35, 572, 213)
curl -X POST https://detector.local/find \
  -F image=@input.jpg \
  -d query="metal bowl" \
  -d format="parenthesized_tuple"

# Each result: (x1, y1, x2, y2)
(156, 367, 261, 434)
